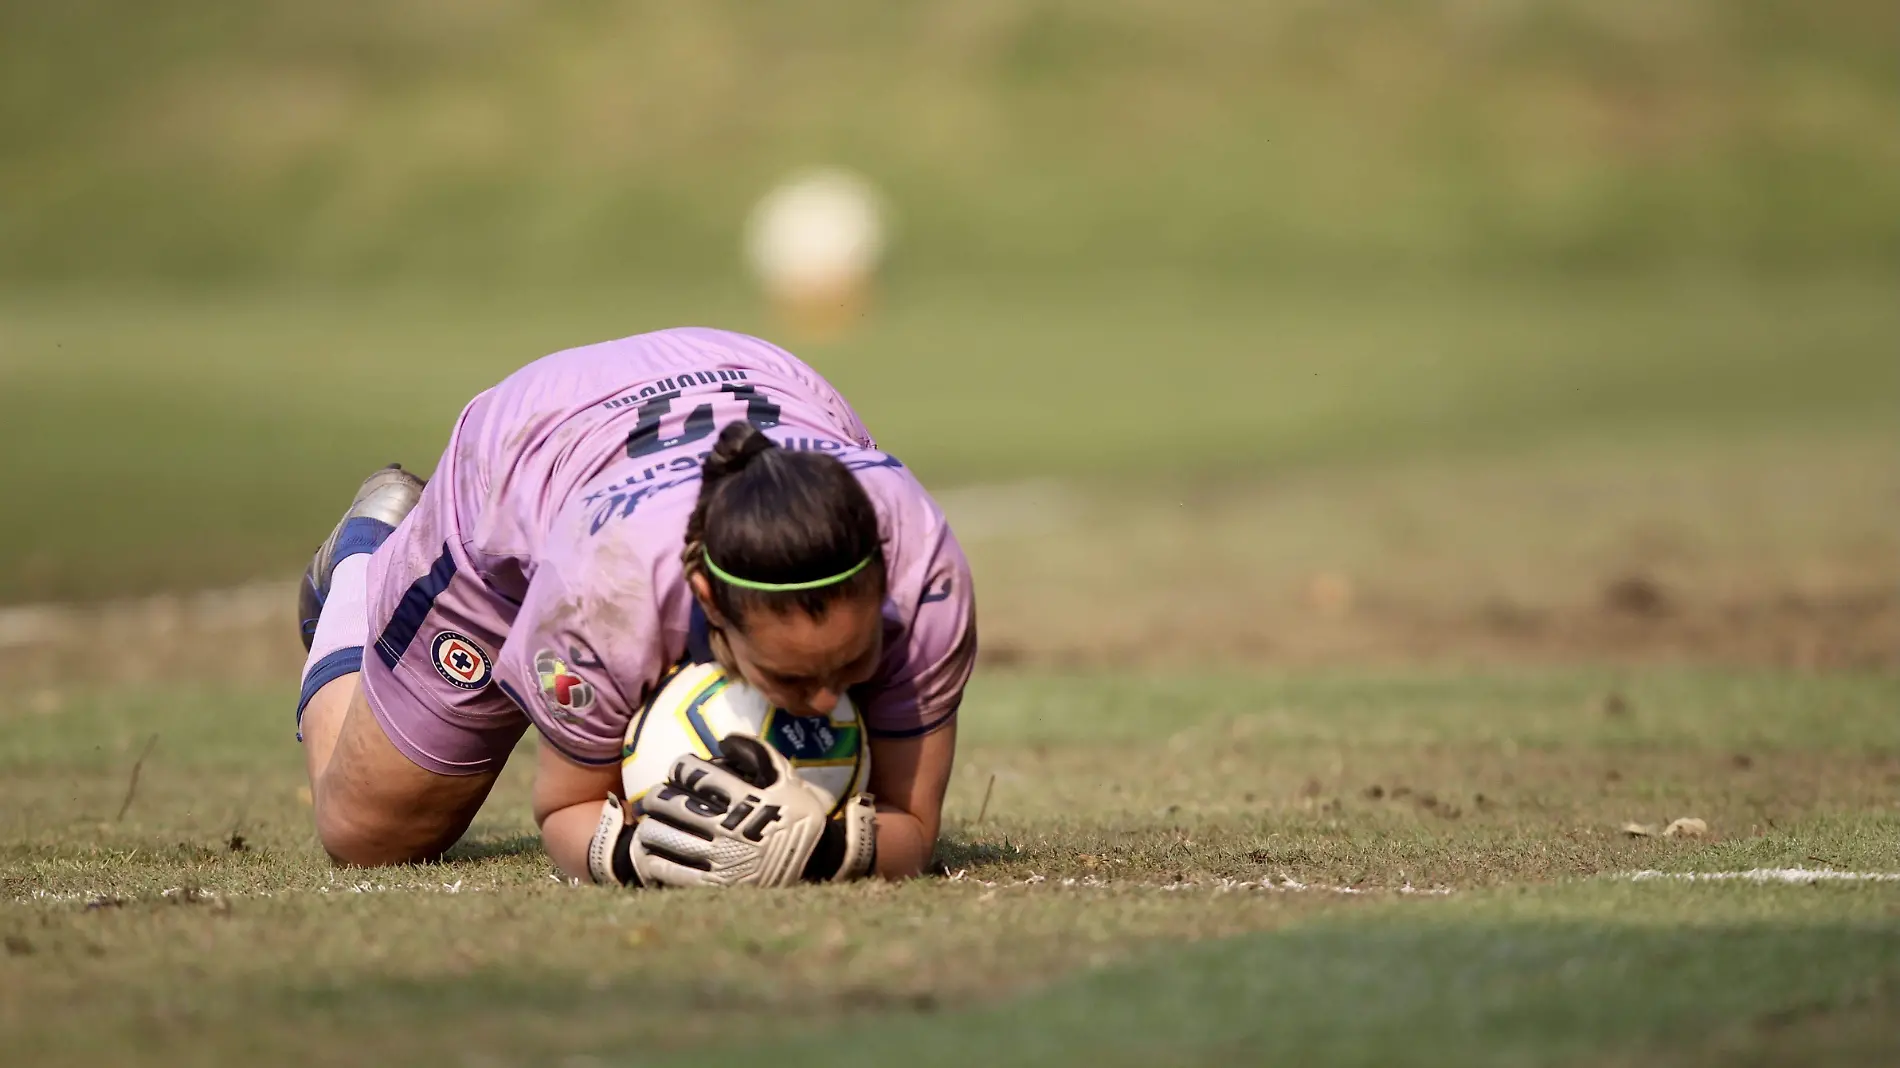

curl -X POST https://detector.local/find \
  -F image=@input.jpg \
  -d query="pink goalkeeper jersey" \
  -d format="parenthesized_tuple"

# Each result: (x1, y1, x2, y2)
(360, 327, 975, 773)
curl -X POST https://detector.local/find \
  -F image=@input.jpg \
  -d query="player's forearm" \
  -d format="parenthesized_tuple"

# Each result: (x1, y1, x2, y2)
(540, 799, 607, 883)
(872, 803, 936, 879)
(865, 721, 954, 880)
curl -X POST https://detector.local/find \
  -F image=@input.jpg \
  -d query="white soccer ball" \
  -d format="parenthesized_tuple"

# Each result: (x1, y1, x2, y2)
(621, 662, 870, 816)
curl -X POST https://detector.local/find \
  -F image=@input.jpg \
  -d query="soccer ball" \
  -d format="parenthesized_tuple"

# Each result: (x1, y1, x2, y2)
(621, 662, 870, 816)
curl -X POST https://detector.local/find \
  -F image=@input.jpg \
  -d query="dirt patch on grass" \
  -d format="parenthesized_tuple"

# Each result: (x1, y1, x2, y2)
(0, 581, 300, 693)
(991, 574, 1900, 671)
(966, 438, 1900, 672)
(0, 438, 1894, 693)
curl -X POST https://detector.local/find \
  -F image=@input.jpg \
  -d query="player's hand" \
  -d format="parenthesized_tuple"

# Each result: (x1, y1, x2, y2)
(630, 734, 876, 888)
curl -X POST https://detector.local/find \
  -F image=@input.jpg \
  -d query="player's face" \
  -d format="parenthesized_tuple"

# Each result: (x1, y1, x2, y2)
(708, 591, 884, 717)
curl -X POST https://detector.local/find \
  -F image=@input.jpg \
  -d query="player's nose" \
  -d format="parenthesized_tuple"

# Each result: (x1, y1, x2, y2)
(805, 688, 840, 715)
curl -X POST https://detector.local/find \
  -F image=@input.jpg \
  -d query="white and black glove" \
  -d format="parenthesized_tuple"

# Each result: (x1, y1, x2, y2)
(586, 734, 875, 890)
(585, 793, 643, 888)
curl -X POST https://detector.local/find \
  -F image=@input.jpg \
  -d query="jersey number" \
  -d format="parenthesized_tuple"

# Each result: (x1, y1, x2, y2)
(625, 384, 782, 459)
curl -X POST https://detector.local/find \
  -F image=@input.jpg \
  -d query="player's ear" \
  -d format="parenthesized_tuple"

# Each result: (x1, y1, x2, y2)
(687, 569, 717, 614)
(689, 568, 743, 635)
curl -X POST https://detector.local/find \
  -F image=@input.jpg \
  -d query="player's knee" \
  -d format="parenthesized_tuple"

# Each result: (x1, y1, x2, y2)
(313, 794, 439, 868)
(312, 803, 388, 867)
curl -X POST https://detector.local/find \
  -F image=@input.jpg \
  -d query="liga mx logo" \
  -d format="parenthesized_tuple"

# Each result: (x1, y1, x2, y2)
(534, 650, 596, 721)
(431, 631, 493, 690)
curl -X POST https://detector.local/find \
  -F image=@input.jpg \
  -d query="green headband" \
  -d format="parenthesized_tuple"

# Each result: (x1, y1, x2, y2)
(702, 550, 873, 592)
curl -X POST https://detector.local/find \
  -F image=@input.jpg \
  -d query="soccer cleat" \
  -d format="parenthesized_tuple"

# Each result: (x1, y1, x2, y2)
(298, 464, 425, 651)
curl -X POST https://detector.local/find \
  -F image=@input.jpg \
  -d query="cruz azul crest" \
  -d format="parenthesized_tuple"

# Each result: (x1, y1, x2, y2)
(430, 631, 492, 690)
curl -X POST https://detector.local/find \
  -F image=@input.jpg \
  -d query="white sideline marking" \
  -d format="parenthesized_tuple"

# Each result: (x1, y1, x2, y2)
(944, 871, 1454, 895)
(14, 878, 495, 904)
(1620, 868, 1900, 884)
(23, 869, 1896, 905)
(14, 872, 1449, 904)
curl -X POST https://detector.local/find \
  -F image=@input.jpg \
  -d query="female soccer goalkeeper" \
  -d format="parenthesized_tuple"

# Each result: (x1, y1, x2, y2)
(294, 328, 975, 888)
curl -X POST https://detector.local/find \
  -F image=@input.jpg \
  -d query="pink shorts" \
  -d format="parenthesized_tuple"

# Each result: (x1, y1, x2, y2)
(357, 422, 530, 777)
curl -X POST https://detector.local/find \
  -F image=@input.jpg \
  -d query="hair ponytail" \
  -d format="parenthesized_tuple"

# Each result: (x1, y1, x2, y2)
(682, 422, 885, 624)
(698, 422, 778, 486)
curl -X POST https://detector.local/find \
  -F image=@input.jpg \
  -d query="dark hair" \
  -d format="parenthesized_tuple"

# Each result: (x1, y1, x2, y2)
(682, 422, 886, 626)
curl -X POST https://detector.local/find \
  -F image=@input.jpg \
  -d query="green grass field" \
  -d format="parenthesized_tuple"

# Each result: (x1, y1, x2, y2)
(2, 268, 1898, 1063)
(4, 670, 1898, 1065)
(6, 2, 1899, 1061)
(7, 1, 1900, 284)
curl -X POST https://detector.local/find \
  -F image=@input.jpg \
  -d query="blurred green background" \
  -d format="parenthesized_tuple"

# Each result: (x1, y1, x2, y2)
(6, 0, 1899, 282)
(1, 0, 1896, 602)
